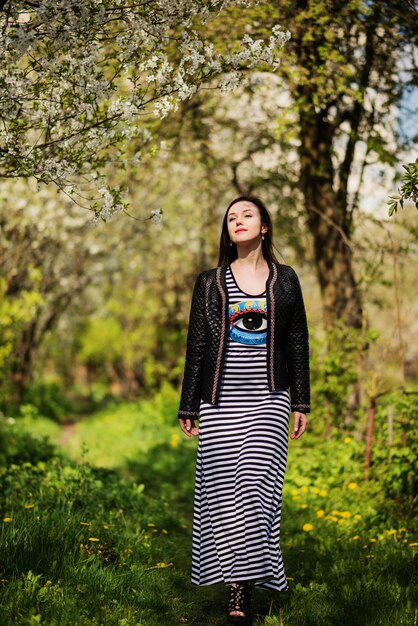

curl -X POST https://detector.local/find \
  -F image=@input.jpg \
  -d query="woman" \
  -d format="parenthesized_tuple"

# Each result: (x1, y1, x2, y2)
(177, 195, 310, 624)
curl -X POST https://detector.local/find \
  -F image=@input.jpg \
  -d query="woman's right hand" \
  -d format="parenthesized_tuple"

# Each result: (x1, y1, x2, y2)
(178, 418, 199, 437)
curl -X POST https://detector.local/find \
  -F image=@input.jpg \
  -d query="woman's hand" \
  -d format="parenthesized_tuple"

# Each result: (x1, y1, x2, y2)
(290, 412, 308, 440)
(179, 418, 199, 437)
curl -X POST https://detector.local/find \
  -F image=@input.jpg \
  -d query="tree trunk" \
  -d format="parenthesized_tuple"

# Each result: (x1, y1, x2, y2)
(298, 111, 363, 330)
(10, 322, 37, 408)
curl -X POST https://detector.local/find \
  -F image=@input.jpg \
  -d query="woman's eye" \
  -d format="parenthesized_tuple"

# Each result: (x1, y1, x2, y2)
(229, 214, 252, 221)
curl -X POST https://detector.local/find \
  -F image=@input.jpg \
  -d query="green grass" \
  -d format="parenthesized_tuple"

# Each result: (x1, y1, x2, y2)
(0, 382, 417, 625)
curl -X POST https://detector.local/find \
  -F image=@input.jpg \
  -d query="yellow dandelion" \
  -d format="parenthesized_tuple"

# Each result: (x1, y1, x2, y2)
(147, 523, 156, 527)
(403, 539, 408, 543)
(338, 519, 346, 525)
(378, 534, 385, 541)
(319, 490, 327, 497)
(316, 510, 325, 518)
(162, 529, 169, 534)
(352, 535, 361, 540)
(311, 487, 320, 494)
(370, 538, 376, 543)
(300, 504, 308, 509)
(3, 518, 12, 523)
(303, 523, 314, 532)
(286, 577, 294, 580)
(156, 561, 167, 568)
(301, 486, 309, 493)
(331, 510, 342, 516)
(103, 524, 109, 529)
(324, 515, 338, 522)
(24, 504, 34, 509)
(341, 511, 351, 518)
(291, 488, 299, 496)
(398, 528, 407, 532)
(344, 437, 351, 444)
(354, 514, 362, 521)
(170, 433, 180, 448)
(386, 529, 397, 535)
(409, 543, 418, 547)
(348, 482, 357, 490)
(292, 495, 300, 500)
(80, 521, 91, 526)
(151, 528, 158, 533)
(88, 537, 100, 542)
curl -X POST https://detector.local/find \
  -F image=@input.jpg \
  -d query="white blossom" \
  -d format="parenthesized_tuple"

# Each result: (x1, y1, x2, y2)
(0, 1, 290, 219)
(150, 208, 163, 224)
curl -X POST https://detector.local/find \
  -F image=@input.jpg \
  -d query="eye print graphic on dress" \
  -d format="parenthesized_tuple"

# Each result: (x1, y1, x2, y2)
(228, 299, 267, 345)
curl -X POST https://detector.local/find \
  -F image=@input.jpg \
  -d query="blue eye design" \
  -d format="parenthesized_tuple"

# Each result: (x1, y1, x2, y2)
(229, 299, 267, 345)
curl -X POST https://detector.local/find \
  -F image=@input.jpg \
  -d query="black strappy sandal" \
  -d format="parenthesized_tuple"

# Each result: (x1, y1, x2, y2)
(227, 581, 253, 624)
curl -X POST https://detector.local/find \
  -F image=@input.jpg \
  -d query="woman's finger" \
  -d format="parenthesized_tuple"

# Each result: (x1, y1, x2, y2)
(178, 418, 199, 437)
(188, 419, 199, 436)
(290, 414, 308, 439)
(178, 418, 192, 437)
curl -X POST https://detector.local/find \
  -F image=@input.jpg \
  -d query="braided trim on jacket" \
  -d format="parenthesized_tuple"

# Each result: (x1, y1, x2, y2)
(178, 409, 199, 418)
(268, 263, 277, 389)
(291, 403, 310, 413)
(212, 267, 226, 404)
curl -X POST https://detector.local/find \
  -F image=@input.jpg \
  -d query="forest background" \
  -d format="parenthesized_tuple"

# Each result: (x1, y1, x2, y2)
(0, 1, 417, 625)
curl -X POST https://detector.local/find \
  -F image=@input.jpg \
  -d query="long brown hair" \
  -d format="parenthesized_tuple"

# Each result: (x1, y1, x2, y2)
(217, 195, 281, 267)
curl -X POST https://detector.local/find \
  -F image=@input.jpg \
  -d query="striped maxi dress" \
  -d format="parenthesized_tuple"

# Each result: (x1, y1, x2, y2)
(191, 265, 291, 592)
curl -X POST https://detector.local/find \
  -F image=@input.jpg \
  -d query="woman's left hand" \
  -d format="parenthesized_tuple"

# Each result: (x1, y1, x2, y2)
(290, 412, 308, 440)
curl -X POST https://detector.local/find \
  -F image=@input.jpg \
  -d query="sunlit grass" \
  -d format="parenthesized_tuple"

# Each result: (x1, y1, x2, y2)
(1, 385, 416, 625)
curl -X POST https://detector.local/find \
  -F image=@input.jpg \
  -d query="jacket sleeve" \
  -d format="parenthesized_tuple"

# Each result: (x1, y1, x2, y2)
(284, 267, 311, 414)
(177, 271, 207, 420)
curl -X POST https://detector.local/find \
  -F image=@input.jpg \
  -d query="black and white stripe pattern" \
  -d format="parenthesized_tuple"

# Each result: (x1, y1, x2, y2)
(191, 265, 291, 591)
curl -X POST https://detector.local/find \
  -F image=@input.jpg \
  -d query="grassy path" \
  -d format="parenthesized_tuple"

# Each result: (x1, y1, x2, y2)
(1, 389, 417, 625)
(55, 406, 290, 624)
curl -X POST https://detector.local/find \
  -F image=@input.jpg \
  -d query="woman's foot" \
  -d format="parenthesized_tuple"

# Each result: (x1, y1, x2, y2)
(227, 581, 252, 623)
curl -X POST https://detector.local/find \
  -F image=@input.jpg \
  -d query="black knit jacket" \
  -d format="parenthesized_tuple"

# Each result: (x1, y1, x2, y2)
(177, 260, 310, 419)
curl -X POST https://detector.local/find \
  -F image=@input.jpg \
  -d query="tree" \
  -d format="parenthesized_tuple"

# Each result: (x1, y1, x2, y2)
(0, 179, 110, 406)
(0, 0, 289, 220)
(287, 0, 417, 329)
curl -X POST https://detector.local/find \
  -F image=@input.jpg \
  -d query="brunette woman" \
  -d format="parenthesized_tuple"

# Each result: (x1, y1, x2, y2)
(178, 195, 310, 624)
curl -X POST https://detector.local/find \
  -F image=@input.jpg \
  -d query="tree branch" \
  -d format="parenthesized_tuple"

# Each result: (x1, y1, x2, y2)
(335, 2, 381, 219)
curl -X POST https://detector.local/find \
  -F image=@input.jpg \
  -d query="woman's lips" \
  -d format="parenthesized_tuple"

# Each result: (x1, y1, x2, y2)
(235, 229, 247, 233)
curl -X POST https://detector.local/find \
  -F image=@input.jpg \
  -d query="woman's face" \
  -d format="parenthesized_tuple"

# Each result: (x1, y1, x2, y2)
(227, 201, 266, 246)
